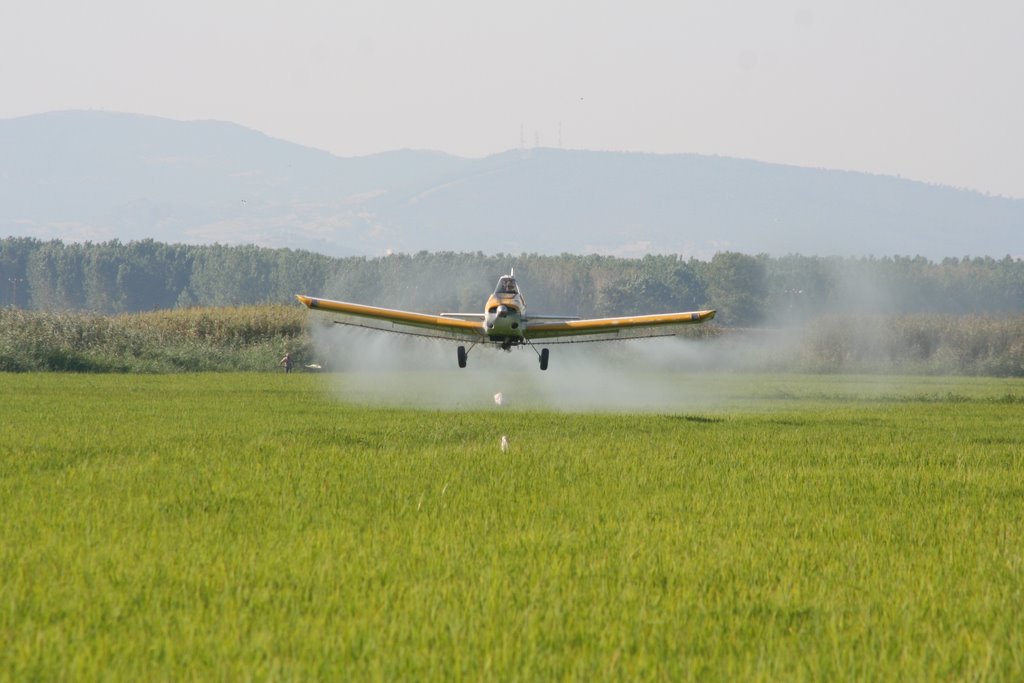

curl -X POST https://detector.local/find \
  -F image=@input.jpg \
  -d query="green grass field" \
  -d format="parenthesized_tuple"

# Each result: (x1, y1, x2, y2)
(1, 373, 1022, 680)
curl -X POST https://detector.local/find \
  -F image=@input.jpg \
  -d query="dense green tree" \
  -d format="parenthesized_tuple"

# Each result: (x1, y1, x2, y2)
(702, 252, 767, 326)
(3, 237, 1024, 324)
(0, 237, 39, 308)
(26, 241, 86, 310)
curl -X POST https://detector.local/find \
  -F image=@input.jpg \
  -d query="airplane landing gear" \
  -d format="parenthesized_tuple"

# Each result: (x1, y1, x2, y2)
(457, 346, 468, 368)
(539, 348, 549, 371)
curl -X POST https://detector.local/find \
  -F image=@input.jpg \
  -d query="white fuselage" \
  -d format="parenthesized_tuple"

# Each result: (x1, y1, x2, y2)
(484, 276, 526, 347)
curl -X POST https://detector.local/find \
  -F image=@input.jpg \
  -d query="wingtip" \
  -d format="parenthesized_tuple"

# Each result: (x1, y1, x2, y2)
(295, 294, 312, 308)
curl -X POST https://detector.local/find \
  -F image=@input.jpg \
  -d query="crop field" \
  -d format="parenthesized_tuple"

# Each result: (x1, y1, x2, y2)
(1, 372, 1022, 680)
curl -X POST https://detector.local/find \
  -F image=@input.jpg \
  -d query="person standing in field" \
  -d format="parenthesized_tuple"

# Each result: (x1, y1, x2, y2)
(279, 352, 293, 373)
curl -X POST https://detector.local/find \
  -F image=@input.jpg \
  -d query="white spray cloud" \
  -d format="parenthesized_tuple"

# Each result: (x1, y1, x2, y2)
(309, 323, 758, 412)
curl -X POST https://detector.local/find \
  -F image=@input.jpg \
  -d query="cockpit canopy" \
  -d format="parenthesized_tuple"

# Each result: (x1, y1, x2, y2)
(495, 276, 519, 295)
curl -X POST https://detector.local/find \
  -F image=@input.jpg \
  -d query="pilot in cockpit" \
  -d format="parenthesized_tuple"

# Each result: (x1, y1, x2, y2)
(499, 277, 517, 294)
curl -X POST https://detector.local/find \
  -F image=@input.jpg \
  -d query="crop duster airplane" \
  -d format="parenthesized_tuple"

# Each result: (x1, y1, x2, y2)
(296, 271, 715, 371)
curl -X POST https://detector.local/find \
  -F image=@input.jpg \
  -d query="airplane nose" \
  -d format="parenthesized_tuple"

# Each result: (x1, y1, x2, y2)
(497, 305, 509, 316)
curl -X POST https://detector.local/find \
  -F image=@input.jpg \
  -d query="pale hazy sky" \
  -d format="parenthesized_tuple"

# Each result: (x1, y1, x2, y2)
(3, 0, 1023, 197)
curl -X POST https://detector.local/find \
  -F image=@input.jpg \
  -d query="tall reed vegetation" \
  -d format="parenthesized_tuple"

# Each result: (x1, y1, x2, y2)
(2, 306, 1022, 375)
(794, 314, 1024, 376)
(0, 305, 311, 372)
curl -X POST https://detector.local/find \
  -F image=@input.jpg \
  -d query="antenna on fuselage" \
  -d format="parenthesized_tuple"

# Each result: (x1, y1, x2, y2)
(510, 267, 514, 277)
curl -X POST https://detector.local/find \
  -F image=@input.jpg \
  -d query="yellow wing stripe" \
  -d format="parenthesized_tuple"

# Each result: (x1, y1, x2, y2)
(296, 295, 484, 333)
(525, 310, 715, 339)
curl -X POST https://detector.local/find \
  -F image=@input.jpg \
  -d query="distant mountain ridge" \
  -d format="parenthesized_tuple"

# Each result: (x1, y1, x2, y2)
(2, 110, 1021, 259)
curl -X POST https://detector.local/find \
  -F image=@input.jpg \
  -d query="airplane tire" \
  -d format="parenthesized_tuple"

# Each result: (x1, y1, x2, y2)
(457, 346, 468, 368)
(539, 348, 549, 371)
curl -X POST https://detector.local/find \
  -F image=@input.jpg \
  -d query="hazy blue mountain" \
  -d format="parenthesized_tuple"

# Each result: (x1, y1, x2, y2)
(2, 110, 1021, 258)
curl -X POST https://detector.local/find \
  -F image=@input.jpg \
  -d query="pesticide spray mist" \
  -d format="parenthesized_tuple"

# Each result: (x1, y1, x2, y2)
(303, 256, 980, 411)
(308, 322, 809, 412)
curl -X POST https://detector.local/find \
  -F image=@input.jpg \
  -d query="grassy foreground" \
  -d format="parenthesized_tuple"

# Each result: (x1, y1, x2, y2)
(1, 373, 1022, 680)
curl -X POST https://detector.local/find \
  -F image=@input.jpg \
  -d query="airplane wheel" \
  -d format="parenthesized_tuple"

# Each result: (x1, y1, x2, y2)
(457, 346, 468, 368)
(539, 348, 549, 371)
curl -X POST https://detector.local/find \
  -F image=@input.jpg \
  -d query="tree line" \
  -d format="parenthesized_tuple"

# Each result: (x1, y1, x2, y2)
(2, 237, 1023, 326)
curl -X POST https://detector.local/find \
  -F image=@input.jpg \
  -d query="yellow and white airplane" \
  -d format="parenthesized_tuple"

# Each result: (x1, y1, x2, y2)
(296, 271, 715, 370)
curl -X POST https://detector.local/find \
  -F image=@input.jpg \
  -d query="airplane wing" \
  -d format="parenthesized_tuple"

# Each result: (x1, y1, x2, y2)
(440, 313, 578, 321)
(296, 295, 485, 341)
(523, 310, 716, 344)
(438, 312, 486, 321)
(524, 314, 581, 321)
